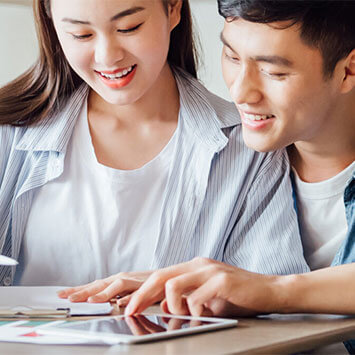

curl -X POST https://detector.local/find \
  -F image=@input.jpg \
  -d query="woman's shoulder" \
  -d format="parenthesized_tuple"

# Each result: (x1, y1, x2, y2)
(0, 123, 24, 148)
(0, 84, 88, 153)
(174, 68, 241, 127)
(202, 88, 241, 127)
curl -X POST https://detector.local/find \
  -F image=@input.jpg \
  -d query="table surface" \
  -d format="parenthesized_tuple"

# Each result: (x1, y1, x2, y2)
(1, 306, 355, 355)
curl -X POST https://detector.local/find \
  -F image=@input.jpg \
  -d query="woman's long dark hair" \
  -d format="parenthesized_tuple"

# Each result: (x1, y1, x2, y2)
(0, 0, 198, 127)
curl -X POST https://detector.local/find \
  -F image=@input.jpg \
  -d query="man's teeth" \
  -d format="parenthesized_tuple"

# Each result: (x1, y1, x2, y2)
(244, 113, 274, 121)
(100, 66, 133, 80)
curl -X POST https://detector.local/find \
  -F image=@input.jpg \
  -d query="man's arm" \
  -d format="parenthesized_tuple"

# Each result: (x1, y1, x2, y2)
(125, 258, 355, 317)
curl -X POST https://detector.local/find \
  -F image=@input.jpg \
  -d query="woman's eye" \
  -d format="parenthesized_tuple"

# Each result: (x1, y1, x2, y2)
(117, 23, 143, 33)
(72, 34, 92, 40)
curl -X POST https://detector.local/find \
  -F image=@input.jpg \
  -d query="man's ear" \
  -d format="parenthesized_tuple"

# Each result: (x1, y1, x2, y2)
(168, 0, 182, 32)
(340, 48, 355, 94)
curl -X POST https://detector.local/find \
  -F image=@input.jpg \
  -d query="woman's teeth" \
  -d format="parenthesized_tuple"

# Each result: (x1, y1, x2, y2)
(244, 113, 274, 121)
(100, 66, 134, 80)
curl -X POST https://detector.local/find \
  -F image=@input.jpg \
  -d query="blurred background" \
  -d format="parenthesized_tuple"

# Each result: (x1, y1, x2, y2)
(0, 0, 230, 100)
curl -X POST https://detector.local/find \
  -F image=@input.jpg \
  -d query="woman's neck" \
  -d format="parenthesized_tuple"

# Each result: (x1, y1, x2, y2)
(88, 63, 180, 127)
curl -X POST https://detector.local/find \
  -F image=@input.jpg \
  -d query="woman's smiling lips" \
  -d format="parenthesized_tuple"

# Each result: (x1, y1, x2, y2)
(95, 65, 137, 89)
(239, 110, 275, 130)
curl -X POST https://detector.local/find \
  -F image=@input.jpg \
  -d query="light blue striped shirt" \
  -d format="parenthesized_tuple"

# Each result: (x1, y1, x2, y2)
(0, 70, 309, 286)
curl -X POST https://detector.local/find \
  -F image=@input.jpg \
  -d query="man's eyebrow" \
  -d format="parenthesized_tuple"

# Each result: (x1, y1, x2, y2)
(220, 32, 234, 51)
(220, 32, 293, 67)
(252, 55, 293, 67)
(62, 6, 145, 25)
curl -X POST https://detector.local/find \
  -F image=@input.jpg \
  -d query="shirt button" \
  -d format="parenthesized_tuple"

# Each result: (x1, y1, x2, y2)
(3, 277, 12, 286)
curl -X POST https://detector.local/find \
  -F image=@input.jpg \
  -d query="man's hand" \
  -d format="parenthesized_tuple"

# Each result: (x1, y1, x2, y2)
(57, 270, 153, 303)
(125, 257, 284, 317)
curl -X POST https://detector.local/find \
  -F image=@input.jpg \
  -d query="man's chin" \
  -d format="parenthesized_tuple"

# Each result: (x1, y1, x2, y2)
(243, 138, 276, 153)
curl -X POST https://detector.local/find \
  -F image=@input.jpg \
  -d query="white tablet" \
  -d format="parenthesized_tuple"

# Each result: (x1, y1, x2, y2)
(38, 313, 238, 344)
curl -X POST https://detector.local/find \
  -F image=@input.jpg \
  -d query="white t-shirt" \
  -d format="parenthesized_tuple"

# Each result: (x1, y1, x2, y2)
(293, 161, 355, 270)
(15, 100, 177, 286)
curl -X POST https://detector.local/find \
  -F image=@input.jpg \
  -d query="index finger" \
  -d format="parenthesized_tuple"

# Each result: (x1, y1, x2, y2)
(57, 283, 94, 298)
(125, 258, 207, 315)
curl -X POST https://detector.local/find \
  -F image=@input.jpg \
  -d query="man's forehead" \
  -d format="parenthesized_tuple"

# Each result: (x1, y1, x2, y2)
(221, 19, 305, 53)
(221, 18, 326, 73)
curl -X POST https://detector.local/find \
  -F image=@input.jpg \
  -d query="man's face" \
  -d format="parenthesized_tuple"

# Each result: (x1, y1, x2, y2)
(221, 19, 343, 152)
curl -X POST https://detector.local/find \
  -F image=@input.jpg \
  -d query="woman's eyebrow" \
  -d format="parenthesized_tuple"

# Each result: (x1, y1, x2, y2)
(110, 6, 145, 22)
(61, 6, 145, 25)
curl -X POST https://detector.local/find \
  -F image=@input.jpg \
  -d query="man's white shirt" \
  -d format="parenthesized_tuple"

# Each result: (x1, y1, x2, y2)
(293, 161, 355, 270)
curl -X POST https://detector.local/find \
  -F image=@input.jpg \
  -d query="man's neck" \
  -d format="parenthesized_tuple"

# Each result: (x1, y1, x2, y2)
(288, 144, 355, 183)
(288, 93, 355, 183)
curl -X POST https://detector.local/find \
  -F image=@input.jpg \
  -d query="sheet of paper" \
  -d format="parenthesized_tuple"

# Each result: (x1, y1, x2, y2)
(0, 255, 18, 266)
(0, 320, 102, 345)
(0, 286, 113, 316)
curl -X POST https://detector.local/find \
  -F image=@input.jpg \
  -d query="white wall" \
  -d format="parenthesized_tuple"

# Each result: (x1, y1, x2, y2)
(190, 0, 229, 99)
(0, 0, 230, 100)
(0, 2, 38, 86)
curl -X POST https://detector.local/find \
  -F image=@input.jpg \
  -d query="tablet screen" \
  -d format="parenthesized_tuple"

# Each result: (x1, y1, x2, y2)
(57, 315, 217, 336)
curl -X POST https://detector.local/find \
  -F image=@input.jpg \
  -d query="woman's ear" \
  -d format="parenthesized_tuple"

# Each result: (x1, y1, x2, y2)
(168, 0, 183, 32)
(340, 48, 355, 94)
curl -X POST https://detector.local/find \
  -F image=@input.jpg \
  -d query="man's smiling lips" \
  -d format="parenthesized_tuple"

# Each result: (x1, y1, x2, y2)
(239, 110, 276, 130)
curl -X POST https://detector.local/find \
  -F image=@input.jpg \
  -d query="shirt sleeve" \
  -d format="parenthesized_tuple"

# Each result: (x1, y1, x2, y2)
(223, 148, 310, 275)
(0, 125, 15, 187)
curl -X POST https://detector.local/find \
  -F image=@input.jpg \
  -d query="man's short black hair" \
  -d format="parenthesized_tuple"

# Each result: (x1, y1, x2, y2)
(217, 0, 355, 77)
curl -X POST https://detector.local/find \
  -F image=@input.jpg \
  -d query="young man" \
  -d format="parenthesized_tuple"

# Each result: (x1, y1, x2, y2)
(125, 0, 355, 325)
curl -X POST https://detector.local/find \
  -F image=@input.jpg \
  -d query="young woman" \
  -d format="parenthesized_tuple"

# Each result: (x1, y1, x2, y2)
(0, 0, 308, 293)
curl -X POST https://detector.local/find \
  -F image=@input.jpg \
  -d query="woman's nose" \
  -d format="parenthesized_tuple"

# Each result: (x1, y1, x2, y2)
(94, 38, 125, 68)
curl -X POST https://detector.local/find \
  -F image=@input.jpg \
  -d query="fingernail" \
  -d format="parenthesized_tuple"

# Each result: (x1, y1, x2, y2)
(88, 296, 99, 303)
(124, 305, 132, 316)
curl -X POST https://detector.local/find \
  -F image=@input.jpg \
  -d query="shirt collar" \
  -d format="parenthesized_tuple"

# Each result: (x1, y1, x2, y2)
(15, 85, 89, 153)
(15, 69, 240, 154)
(174, 68, 239, 152)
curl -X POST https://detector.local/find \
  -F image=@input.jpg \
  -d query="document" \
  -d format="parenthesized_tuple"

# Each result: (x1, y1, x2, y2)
(0, 320, 102, 345)
(0, 286, 113, 316)
(0, 255, 18, 266)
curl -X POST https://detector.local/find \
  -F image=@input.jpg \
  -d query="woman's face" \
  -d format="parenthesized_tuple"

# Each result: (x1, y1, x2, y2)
(50, 0, 181, 105)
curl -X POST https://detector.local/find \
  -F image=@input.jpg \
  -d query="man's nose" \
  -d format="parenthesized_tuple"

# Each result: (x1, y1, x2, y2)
(229, 68, 263, 105)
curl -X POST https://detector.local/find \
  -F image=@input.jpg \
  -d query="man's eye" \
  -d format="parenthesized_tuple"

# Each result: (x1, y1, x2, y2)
(269, 73, 287, 78)
(72, 34, 92, 40)
(117, 23, 143, 33)
(224, 53, 239, 63)
(262, 70, 287, 79)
